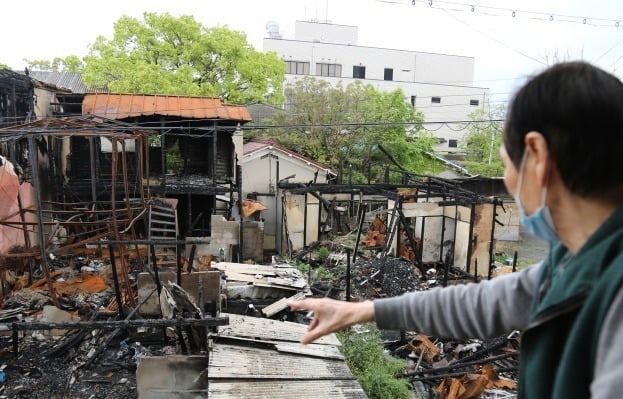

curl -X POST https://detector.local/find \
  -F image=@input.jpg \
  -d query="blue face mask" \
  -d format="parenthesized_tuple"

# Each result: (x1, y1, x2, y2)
(514, 150, 559, 242)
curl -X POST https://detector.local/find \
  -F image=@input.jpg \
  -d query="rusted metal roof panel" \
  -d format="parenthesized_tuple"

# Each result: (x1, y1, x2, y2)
(82, 93, 252, 122)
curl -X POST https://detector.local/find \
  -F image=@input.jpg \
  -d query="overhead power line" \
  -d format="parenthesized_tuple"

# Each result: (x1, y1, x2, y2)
(380, 0, 623, 29)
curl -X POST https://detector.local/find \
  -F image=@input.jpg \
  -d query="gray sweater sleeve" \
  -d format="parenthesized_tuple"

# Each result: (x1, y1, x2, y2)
(591, 286, 623, 399)
(373, 263, 542, 340)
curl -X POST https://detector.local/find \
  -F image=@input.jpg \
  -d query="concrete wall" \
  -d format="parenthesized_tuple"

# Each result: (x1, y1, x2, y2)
(242, 147, 332, 251)
(193, 215, 239, 262)
(264, 38, 475, 84)
(33, 87, 56, 119)
(294, 20, 358, 45)
(243, 220, 264, 262)
(264, 32, 490, 153)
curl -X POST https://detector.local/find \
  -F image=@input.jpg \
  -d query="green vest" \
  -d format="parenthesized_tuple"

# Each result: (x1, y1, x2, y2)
(519, 205, 623, 398)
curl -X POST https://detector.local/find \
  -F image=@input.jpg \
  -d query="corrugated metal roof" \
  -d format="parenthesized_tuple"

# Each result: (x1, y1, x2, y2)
(82, 93, 252, 122)
(243, 138, 336, 175)
(20, 71, 106, 93)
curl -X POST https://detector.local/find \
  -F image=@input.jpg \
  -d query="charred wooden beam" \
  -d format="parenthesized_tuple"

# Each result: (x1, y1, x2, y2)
(4, 317, 229, 331)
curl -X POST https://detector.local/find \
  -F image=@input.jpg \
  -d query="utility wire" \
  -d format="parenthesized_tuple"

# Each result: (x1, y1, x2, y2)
(440, 8, 547, 66)
(382, 0, 623, 29)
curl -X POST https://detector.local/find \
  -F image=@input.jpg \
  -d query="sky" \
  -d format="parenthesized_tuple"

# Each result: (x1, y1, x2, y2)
(2, 0, 622, 106)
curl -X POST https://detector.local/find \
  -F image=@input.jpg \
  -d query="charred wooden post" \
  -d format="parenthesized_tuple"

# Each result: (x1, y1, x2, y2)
(111, 139, 136, 307)
(352, 205, 366, 264)
(466, 204, 476, 273)
(488, 201, 498, 280)
(107, 245, 126, 319)
(237, 164, 243, 262)
(27, 136, 60, 308)
(345, 247, 351, 301)
(149, 244, 163, 295)
(16, 192, 34, 285)
(12, 323, 18, 357)
(512, 251, 518, 272)
(187, 244, 197, 273)
(176, 243, 183, 285)
(89, 137, 97, 203)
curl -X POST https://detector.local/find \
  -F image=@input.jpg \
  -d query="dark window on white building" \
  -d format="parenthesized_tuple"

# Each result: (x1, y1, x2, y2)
(431, 96, 441, 104)
(384, 68, 393, 81)
(470, 99, 479, 106)
(448, 139, 458, 148)
(353, 65, 366, 79)
(286, 61, 310, 75)
(316, 63, 342, 77)
(410, 95, 416, 107)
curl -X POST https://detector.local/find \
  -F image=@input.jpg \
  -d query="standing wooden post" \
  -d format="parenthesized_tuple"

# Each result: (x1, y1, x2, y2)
(345, 248, 351, 302)
(108, 245, 126, 319)
(27, 136, 60, 308)
(111, 139, 136, 307)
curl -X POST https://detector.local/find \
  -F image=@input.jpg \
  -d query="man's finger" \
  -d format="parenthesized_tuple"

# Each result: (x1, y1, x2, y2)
(287, 299, 313, 310)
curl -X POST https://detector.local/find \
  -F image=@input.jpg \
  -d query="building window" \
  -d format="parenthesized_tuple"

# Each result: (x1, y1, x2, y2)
(431, 96, 441, 104)
(316, 63, 342, 77)
(353, 65, 366, 79)
(410, 95, 416, 107)
(286, 61, 310, 75)
(384, 68, 393, 81)
(470, 99, 479, 106)
(448, 139, 458, 148)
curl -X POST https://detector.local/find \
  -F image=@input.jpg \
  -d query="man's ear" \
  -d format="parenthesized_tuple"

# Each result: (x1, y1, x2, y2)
(524, 131, 550, 188)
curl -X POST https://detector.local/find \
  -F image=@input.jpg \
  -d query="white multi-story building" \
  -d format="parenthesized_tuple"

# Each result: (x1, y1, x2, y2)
(264, 20, 490, 153)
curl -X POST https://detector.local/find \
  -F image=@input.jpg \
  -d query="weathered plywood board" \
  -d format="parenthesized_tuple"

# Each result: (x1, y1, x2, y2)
(274, 342, 344, 360)
(207, 380, 367, 398)
(262, 292, 307, 317)
(470, 203, 495, 273)
(305, 194, 320, 245)
(216, 335, 345, 360)
(396, 201, 444, 218)
(137, 355, 209, 399)
(209, 344, 354, 379)
(444, 205, 472, 223)
(137, 271, 220, 315)
(454, 220, 471, 270)
(284, 194, 306, 251)
(218, 313, 340, 346)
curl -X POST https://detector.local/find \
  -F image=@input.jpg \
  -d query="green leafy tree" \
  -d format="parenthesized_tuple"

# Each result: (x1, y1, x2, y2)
(461, 105, 505, 177)
(82, 12, 285, 104)
(24, 56, 84, 73)
(0, 62, 10, 70)
(261, 77, 439, 182)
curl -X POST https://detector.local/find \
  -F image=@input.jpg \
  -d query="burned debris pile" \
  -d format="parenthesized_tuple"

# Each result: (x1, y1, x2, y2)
(0, 104, 520, 398)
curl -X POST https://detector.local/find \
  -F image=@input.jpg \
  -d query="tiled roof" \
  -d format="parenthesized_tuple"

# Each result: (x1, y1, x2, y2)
(82, 93, 252, 122)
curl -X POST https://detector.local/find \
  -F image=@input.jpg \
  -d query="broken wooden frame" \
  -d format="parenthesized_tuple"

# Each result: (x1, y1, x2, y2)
(280, 174, 503, 280)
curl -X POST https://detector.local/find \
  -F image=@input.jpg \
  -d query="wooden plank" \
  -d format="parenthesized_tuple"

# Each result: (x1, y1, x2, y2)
(214, 262, 300, 276)
(222, 271, 305, 290)
(262, 292, 307, 317)
(274, 342, 344, 360)
(209, 344, 354, 379)
(218, 313, 341, 346)
(207, 380, 367, 398)
(215, 335, 344, 360)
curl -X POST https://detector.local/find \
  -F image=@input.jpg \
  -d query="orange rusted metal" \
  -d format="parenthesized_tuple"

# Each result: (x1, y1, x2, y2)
(82, 93, 252, 122)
